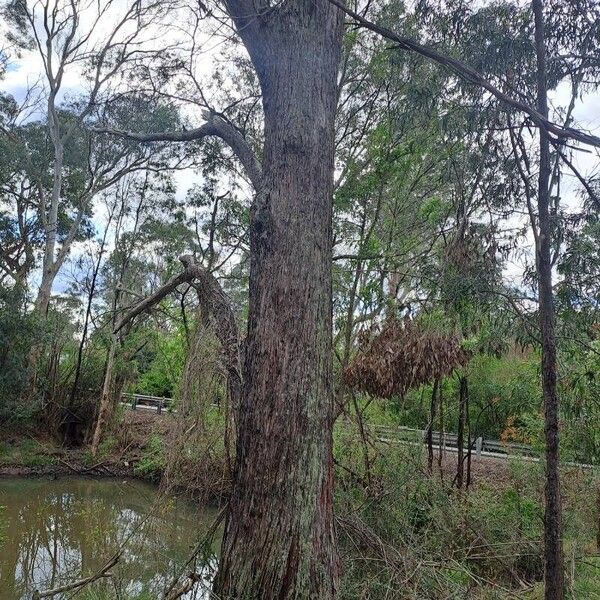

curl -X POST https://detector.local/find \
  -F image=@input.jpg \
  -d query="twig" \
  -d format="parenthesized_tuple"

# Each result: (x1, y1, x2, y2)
(32, 554, 119, 599)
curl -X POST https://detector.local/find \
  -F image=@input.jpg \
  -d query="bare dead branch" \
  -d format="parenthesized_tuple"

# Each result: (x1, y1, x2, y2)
(32, 554, 119, 599)
(113, 267, 192, 333)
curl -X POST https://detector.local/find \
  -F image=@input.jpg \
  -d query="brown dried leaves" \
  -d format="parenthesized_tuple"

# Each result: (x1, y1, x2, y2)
(344, 319, 471, 398)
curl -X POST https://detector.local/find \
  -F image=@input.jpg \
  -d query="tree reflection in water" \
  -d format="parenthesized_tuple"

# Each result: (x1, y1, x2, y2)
(0, 477, 217, 599)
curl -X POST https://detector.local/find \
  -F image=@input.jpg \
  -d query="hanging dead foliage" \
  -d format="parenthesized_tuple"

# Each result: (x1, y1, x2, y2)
(344, 318, 471, 398)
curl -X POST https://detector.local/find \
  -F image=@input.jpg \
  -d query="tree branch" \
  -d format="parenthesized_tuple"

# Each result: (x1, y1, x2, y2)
(94, 110, 262, 190)
(327, 0, 600, 149)
(550, 139, 600, 209)
(113, 267, 192, 333)
(112, 254, 242, 413)
(32, 554, 119, 599)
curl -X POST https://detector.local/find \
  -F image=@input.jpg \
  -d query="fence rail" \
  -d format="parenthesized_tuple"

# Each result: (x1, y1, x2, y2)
(119, 395, 594, 468)
(369, 424, 537, 458)
(121, 392, 174, 415)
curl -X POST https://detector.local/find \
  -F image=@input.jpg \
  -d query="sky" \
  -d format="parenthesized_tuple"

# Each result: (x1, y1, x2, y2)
(1, 0, 599, 300)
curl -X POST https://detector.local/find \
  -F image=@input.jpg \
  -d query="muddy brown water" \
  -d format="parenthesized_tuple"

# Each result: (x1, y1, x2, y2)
(0, 477, 218, 599)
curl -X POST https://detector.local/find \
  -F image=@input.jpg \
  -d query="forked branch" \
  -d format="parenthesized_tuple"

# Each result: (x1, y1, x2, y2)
(95, 110, 262, 190)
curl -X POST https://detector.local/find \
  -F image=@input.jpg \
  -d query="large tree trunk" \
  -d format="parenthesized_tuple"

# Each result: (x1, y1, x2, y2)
(532, 1, 564, 597)
(214, 3, 343, 598)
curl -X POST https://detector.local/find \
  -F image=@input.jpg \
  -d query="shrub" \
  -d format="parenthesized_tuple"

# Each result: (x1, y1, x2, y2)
(134, 435, 166, 479)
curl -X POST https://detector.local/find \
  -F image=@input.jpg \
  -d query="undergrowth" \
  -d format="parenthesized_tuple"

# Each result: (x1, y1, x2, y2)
(334, 419, 600, 599)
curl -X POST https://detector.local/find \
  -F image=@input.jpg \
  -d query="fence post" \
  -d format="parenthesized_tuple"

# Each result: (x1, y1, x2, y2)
(157, 398, 162, 415)
(476, 436, 483, 457)
(131, 395, 137, 410)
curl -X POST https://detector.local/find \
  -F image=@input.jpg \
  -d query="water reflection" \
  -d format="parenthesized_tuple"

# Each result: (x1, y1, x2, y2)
(0, 477, 217, 599)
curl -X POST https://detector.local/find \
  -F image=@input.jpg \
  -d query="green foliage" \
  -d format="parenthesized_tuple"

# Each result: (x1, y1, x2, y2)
(0, 438, 57, 467)
(335, 417, 598, 599)
(0, 285, 40, 423)
(573, 556, 600, 599)
(0, 506, 4, 546)
(135, 328, 187, 398)
(134, 435, 166, 479)
(82, 436, 117, 466)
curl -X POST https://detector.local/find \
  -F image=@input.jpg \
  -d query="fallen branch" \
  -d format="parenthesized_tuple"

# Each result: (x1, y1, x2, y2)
(114, 266, 193, 334)
(114, 255, 241, 410)
(162, 505, 227, 600)
(32, 554, 119, 599)
(92, 255, 241, 456)
(164, 572, 204, 600)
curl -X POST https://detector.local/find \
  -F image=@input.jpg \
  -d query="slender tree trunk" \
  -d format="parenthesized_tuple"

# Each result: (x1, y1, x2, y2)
(70, 219, 112, 411)
(532, 1, 564, 597)
(456, 375, 467, 489)
(427, 379, 439, 474)
(438, 382, 444, 473)
(352, 393, 373, 490)
(90, 334, 117, 456)
(596, 486, 600, 552)
(465, 379, 472, 489)
(214, 3, 343, 598)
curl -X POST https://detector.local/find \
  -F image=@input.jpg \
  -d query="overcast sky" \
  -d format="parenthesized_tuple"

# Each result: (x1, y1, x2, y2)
(2, 0, 599, 299)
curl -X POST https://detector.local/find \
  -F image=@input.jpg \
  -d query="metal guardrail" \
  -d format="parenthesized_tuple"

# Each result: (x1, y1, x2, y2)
(120, 396, 594, 468)
(369, 424, 537, 458)
(121, 392, 174, 415)
(118, 399, 534, 457)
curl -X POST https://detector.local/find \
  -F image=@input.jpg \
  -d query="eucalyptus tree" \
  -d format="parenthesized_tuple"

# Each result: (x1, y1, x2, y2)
(98, 1, 344, 595)
(87, 0, 600, 596)
(0, 94, 46, 287)
(1, 0, 182, 315)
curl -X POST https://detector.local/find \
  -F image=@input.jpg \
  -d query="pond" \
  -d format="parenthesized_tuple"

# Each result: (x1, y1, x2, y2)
(0, 477, 218, 600)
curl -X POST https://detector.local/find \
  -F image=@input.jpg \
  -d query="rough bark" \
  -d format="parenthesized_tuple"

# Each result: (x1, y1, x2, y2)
(213, 2, 343, 598)
(427, 379, 439, 474)
(533, 1, 564, 597)
(456, 376, 467, 490)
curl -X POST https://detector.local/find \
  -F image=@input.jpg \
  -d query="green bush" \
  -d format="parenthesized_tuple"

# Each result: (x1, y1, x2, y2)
(333, 417, 600, 599)
(135, 329, 186, 398)
(0, 285, 41, 424)
(134, 435, 166, 479)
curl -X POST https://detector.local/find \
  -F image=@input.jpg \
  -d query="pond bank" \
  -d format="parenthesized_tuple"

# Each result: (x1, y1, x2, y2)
(0, 410, 230, 505)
